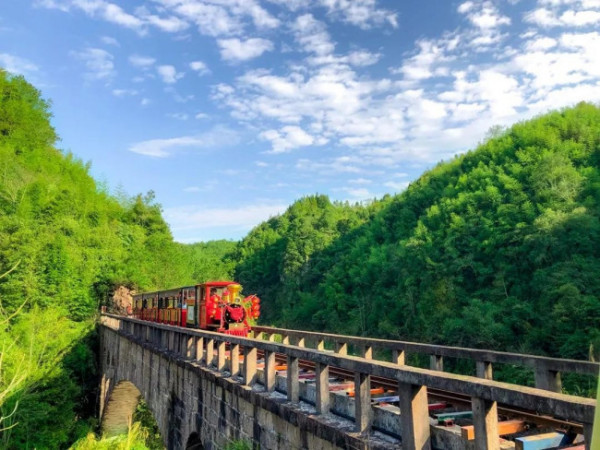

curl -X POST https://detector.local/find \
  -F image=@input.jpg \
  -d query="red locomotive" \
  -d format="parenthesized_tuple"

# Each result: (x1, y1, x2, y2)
(131, 281, 260, 337)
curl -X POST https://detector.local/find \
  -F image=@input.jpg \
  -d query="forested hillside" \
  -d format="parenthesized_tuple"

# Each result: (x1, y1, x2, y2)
(235, 103, 600, 362)
(0, 71, 234, 448)
(2, 69, 599, 448)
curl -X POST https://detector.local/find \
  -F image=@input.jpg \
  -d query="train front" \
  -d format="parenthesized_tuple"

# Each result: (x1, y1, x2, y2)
(204, 282, 260, 337)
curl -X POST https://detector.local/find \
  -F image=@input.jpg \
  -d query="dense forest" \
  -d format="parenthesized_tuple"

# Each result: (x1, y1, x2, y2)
(1, 71, 599, 448)
(234, 103, 600, 363)
(0, 71, 234, 448)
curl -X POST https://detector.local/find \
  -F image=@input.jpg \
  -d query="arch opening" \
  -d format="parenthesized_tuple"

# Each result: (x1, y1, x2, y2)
(186, 432, 203, 449)
(101, 380, 141, 436)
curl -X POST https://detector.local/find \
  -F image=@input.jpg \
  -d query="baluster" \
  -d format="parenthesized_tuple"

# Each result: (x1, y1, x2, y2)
(354, 372, 371, 433)
(316, 362, 330, 414)
(264, 350, 276, 392)
(472, 397, 499, 450)
(244, 347, 257, 386)
(430, 355, 443, 371)
(195, 337, 204, 362)
(362, 345, 373, 360)
(317, 339, 325, 351)
(393, 349, 406, 365)
(398, 382, 431, 450)
(336, 342, 348, 355)
(287, 355, 299, 402)
(186, 336, 194, 359)
(231, 344, 240, 377)
(476, 361, 493, 380)
(205, 339, 214, 366)
(534, 366, 562, 393)
(217, 341, 226, 371)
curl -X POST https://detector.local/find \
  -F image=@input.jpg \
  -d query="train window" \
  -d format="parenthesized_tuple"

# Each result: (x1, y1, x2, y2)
(143, 298, 147, 309)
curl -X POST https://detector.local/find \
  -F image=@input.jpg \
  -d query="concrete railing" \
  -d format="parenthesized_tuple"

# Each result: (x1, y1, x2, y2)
(252, 326, 600, 394)
(101, 314, 597, 450)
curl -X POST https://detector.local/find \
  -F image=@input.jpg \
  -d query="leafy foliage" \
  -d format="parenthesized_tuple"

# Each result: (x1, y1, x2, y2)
(0, 70, 232, 448)
(236, 103, 600, 362)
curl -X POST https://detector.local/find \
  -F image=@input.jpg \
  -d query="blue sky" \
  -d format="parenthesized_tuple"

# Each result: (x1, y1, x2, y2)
(2, 0, 600, 242)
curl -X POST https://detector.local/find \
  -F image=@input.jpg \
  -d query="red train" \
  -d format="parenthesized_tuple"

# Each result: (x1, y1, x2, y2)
(131, 281, 260, 337)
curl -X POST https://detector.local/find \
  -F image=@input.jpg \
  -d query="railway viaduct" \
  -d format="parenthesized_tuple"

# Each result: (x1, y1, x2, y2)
(99, 314, 598, 450)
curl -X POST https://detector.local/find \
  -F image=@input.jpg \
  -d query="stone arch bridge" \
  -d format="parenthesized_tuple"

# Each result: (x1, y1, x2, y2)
(99, 314, 597, 450)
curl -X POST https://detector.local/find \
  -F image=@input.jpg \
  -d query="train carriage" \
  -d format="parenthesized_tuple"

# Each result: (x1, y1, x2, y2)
(130, 281, 260, 337)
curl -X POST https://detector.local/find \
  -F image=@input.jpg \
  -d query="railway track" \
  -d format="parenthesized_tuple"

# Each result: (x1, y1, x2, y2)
(254, 350, 585, 436)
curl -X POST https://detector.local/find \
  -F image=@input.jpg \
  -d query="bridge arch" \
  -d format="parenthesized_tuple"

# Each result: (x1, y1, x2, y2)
(100, 379, 147, 436)
(185, 432, 203, 449)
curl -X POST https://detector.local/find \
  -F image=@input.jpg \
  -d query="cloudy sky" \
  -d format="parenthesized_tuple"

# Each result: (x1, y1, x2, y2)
(2, 0, 600, 242)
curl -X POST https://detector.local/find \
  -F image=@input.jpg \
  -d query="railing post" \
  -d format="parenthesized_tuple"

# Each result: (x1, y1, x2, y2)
(217, 340, 226, 371)
(179, 333, 187, 356)
(264, 351, 276, 391)
(282, 335, 290, 345)
(317, 339, 325, 351)
(287, 355, 299, 402)
(534, 366, 562, 393)
(476, 361, 493, 380)
(195, 337, 204, 361)
(168, 331, 175, 352)
(393, 349, 406, 365)
(186, 336, 194, 359)
(472, 397, 499, 450)
(231, 344, 240, 377)
(316, 362, 330, 414)
(161, 330, 167, 349)
(430, 354, 443, 371)
(354, 372, 371, 433)
(362, 345, 373, 360)
(398, 382, 431, 450)
(205, 339, 214, 366)
(295, 337, 305, 347)
(336, 342, 348, 355)
(244, 347, 257, 386)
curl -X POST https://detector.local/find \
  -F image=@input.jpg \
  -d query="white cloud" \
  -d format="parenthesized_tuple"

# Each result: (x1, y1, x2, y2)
(260, 126, 317, 153)
(317, 0, 398, 29)
(165, 203, 288, 236)
(195, 112, 209, 119)
(129, 126, 239, 157)
(100, 36, 119, 46)
(384, 181, 409, 192)
(157, 64, 184, 83)
(349, 178, 372, 185)
(189, 60, 209, 75)
(167, 112, 189, 120)
(112, 88, 138, 97)
(139, 10, 190, 33)
(72, 47, 115, 81)
(292, 14, 335, 56)
(0, 53, 39, 76)
(217, 38, 274, 62)
(129, 54, 155, 67)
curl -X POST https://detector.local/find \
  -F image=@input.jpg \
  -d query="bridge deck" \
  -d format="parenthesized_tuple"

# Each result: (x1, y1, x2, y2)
(100, 314, 597, 450)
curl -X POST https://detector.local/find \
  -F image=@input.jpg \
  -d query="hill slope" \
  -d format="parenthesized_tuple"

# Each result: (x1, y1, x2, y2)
(0, 71, 234, 448)
(235, 103, 600, 361)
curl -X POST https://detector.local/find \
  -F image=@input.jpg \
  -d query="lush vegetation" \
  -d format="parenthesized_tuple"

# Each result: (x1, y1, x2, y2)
(2, 69, 600, 448)
(235, 103, 600, 363)
(0, 71, 233, 448)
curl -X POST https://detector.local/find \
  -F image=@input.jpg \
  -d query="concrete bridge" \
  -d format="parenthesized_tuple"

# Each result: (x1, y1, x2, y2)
(99, 314, 598, 450)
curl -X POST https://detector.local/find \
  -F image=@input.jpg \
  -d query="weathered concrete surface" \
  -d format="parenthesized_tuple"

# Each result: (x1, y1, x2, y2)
(99, 325, 398, 450)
